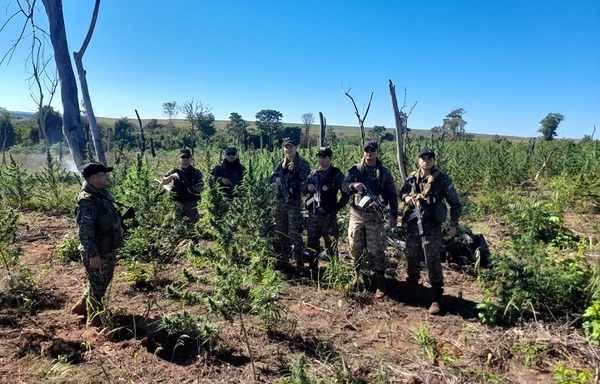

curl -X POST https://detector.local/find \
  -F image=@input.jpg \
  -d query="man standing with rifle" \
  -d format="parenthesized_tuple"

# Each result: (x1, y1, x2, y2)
(342, 141, 398, 298)
(400, 148, 462, 315)
(269, 138, 310, 273)
(161, 149, 204, 224)
(303, 147, 349, 272)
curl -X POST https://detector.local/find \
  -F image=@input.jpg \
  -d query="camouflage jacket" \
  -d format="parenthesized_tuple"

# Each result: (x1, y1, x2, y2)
(399, 168, 462, 226)
(269, 154, 310, 201)
(76, 182, 124, 257)
(342, 158, 399, 217)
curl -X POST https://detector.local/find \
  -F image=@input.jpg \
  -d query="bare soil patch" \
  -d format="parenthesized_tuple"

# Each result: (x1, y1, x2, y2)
(1, 212, 598, 383)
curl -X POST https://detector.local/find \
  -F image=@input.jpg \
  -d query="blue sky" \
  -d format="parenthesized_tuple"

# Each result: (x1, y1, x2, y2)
(0, 0, 598, 139)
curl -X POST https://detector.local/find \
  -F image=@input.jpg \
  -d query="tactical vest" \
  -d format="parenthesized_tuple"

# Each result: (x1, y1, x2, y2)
(308, 166, 342, 213)
(78, 191, 124, 254)
(170, 166, 200, 202)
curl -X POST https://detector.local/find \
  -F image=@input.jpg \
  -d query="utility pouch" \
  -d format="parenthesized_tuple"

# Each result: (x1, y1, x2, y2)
(435, 203, 447, 224)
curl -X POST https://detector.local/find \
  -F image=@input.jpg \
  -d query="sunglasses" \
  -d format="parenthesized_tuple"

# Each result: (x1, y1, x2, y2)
(364, 147, 377, 153)
(226, 152, 237, 156)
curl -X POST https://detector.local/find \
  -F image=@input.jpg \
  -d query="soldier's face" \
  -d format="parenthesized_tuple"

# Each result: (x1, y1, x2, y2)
(89, 172, 108, 188)
(363, 146, 378, 163)
(284, 144, 296, 159)
(318, 155, 331, 168)
(180, 155, 191, 167)
(418, 155, 435, 170)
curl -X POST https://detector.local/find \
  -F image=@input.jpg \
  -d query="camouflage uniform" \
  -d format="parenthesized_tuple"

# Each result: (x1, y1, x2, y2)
(342, 159, 399, 274)
(303, 165, 349, 267)
(165, 165, 204, 223)
(269, 154, 310, 265)
(76, 181, 124, 311)
(399, 168, 462, 288)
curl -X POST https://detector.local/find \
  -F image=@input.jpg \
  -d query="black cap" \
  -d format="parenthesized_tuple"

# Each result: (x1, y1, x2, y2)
(82, 162, 113, 179)
(225, 147, 237, 155)
(316, 147, 333, 157)
(282, 138, 297, 147)
(180, 149, 192, 158)
(363, 141, 378, 151)
(418, 148, 435, 158)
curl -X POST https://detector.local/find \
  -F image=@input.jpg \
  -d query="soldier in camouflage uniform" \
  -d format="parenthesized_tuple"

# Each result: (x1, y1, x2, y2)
(342, 141, 399, 298)
(161, 149, 204, 224)
(269, 138, 310, 274)
(399, 148, 462, 315)
(71, 162, 124, 326)
(303, 147, 349, 271)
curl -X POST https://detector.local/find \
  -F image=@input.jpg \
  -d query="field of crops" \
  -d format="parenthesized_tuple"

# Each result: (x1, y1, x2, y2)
(1, 138, 599, 383)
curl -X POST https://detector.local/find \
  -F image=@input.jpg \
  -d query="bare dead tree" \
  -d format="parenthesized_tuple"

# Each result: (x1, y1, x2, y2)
(135, 109, 146, 156)
(319, 112, 326, 147)
(73, 0, 106, 164)
(389, 79, 417, 180)
(342, 86, 374, 148)
(534, 147, 559, 181)
(27, 13, 58, 148)
(2, 0, 94, 168)
(179, 99, 210, 153)
(41, 0, 87, 167)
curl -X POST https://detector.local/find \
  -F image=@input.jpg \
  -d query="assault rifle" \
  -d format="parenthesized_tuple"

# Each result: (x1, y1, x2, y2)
(357, 188, 386, 212)
(405, 199, 428, 264)
(305, 173, 322, 213)
(273, 169, 292, 202)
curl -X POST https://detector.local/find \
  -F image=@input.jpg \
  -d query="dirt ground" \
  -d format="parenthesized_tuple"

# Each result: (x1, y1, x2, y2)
(1, 212, 599, 383)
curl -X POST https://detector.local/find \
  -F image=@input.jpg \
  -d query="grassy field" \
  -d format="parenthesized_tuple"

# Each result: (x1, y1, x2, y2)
(96, 117, 531, 142)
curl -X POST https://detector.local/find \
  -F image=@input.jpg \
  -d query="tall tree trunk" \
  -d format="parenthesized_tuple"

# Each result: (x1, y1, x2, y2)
(319, 112, 326, 147)
(389, 80, 407, 180)
(73, 0, 106, 164)
(41, 0, 86, 168)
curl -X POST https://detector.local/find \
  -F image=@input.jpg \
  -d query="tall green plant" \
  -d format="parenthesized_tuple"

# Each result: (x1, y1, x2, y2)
(0, 155, 30, 208)
(33, 149, 77, 213)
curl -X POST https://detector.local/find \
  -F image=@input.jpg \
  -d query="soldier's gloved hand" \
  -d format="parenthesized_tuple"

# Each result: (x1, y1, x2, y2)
(404, 195, 416, 206)
(221, 177, 231, 186)
(445, 226, 457, 238)
(89, 256, 102, 269)
(275, 177, 282, 187)
(307, 184, 316, 192)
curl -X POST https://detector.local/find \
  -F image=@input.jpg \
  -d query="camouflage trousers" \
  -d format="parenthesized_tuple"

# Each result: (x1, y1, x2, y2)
(405, 223, 444, 287)
(274, 199, 304, 264)
(81, 250, 117, 309)
(306, 212, 339, 262)
(174, 200, 200, 224)
(348, 207, 386, 273)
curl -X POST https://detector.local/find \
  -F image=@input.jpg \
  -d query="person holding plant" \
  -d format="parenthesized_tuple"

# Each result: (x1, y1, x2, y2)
(303, 146, 349, 272)
(342, 141, 399, 299)
(269, 138, 310, 274)
(400, 148, 462, 315)
(72, 162, 124, 326)
(161, 149, 204, 223)
(210, 147, 245, 198)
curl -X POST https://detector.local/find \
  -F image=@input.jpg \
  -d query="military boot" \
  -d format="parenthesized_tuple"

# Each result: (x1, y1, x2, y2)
(374, 272, 386, 299)
(71, 297, 87, 317)
(429, 285, 444, 315)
